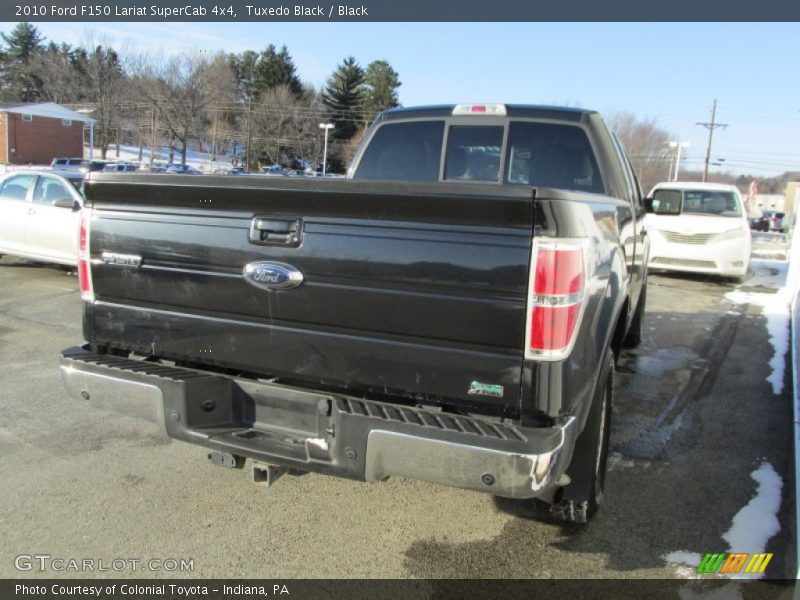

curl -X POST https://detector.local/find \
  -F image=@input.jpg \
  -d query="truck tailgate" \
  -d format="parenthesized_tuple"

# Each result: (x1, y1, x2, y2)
(83, 175, 533, 416)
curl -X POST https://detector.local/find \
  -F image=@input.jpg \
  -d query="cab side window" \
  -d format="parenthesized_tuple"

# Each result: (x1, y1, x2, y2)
(33, 177, 72, 206)
(610, 134, 638, 208)
(0, 175, 35, 201)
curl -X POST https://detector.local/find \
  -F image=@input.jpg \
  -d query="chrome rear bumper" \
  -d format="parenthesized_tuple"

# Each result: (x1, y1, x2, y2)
(60, 345, 577, 499)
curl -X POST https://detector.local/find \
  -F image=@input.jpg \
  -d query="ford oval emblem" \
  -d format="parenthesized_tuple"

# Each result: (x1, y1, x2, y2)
(243, 262, 304, 291)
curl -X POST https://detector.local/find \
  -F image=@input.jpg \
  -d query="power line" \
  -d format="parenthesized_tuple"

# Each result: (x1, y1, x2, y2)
(696, 99, 728, 183)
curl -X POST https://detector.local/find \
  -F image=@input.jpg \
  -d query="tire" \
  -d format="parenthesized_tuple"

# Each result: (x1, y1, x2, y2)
(623, 281, 647, 348)
(535, 350, 614, 524)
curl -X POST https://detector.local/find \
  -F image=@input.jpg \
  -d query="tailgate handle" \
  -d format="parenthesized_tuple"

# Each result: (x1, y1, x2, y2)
(249, 217, 302, 246)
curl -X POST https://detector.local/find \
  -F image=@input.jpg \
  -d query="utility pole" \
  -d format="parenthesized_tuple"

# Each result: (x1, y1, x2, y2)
(319, 123, 334, 175)
(696, 99, 728, 183)
(246, 101, 253, 174)
(667, 140, 691, 181)
(150, 104, 158, 167)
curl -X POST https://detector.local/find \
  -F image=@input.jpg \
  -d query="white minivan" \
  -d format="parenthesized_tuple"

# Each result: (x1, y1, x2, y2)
(646, 182, 751, 282)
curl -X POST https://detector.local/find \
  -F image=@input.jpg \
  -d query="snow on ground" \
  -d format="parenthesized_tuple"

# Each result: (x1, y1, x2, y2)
(663, 551, 704, 579)
(721, 462, 783, 580)
(740, 259, 788, 290)
(663, 462, 783, 581)
(0, 144, 228, 174)
(726, 259, 791, 395)
(89, 143, 226, 172)
(664, 234, 795, 580)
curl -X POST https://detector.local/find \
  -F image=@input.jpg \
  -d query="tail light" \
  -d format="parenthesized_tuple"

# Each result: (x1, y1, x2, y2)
(525, 239, 587, 360)
(77, 210, 94, 302)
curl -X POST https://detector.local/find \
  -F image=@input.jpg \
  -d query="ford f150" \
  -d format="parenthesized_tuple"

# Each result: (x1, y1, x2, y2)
(60, 104, 649, 523)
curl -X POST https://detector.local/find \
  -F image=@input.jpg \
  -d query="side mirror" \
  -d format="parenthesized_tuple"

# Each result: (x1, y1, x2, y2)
(644, 198, 654, 213)
(53, 197, 80, 210)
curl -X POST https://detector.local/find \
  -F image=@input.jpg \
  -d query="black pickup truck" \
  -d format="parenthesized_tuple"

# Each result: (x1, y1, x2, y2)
(60, 104, 648, 523)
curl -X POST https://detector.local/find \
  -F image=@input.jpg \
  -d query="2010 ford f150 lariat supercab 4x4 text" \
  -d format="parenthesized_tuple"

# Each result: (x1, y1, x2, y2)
(60, 104, 649, 523)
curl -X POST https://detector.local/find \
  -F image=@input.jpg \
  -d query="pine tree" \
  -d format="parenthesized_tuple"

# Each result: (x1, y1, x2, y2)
(227, 50, 259, 102)
(0, 22, 45, 101)
(229, 45, 304, 102)
(322, 56, 365, 141)
(2, 22, 43, 62)
(363, 60, 401, 123)
(255, 45, 304, 98)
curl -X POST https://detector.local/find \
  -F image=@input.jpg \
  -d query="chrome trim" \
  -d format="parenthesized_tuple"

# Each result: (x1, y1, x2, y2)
(60, 364, 166, 431)
(364, 417, 578, 499)
(60, 345, 579, 501)
(101, 251, 143, 267)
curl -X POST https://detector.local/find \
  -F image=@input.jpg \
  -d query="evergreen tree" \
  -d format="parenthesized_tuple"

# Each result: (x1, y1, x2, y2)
(2, 22, 43, 62)
(322, 56, 365, 141)
(255, 45, 303, 98)
(227, 50, 259, 102)
(0, 22, 45, 101)
(228, 45, 304, 102)
(363, 60, 401, 123)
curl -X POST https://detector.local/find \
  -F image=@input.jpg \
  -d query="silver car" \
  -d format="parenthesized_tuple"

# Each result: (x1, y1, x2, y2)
(0, 170, 85, 266)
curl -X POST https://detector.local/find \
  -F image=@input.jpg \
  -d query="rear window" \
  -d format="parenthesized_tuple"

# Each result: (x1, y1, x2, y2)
(505, 122, 603, 193)
(353, 118, 602, 193)
(354, 121, 444, 182)
(444, 125, 504, 182)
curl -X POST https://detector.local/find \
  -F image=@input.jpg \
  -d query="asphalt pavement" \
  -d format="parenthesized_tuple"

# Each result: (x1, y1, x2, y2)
(0, 246, 795, 589)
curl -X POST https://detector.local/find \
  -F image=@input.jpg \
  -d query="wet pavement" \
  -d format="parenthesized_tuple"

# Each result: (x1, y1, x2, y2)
(0, 237, 795, 590)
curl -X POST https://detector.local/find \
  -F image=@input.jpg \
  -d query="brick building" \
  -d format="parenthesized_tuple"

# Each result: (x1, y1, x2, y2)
(0, 102, 94, 165)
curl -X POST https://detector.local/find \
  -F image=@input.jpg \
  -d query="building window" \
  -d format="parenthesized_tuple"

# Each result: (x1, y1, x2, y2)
(62, 119, 72, 127)
(22, 114, 32, 122)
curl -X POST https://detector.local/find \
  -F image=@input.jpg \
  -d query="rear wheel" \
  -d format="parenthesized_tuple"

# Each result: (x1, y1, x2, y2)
(535, 350, 614, 524)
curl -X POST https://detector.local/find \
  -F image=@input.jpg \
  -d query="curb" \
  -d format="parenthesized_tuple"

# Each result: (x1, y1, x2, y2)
(788, 228, 800, 579)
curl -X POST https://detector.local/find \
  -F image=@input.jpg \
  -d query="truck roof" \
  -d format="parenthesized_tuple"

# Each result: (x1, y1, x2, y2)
(377, 104, 595, 123)
(651, 181, 741, 193)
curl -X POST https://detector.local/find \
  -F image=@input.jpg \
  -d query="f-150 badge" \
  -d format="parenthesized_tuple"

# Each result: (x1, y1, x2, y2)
(468, 381, 504, 398)
(101, 252, 142, 267)
(243, 262, 304, 291)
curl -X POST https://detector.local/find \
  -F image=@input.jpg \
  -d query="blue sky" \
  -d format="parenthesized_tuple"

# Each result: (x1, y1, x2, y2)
(6, 21, 800, 177)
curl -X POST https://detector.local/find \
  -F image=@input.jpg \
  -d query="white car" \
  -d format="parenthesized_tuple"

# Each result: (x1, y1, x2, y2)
(0, 170, 85, 266)
(646, 182, 751, 282)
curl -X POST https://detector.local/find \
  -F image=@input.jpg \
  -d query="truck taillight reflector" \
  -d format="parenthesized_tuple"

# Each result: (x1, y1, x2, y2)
(78, 260, 91, 294)
(79, 215, 88, 252)
(77, 211, 94, 302)
(526, 239, 587, 360)
(534, 247, 583, 295)
(530, 304, 581, 352)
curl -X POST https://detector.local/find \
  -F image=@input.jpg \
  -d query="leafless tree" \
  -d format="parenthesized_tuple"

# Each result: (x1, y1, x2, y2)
(607, 112, 674, 193)
(249, 84, 324, 169)
(77, 34, 128, 160)
(32, 44, 82, 104)
(201, 53, 237, 164)
(135, 51, 213, 165)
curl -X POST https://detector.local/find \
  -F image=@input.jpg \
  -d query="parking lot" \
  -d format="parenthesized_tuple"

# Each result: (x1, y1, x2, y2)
(0, 236, 796, 584)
